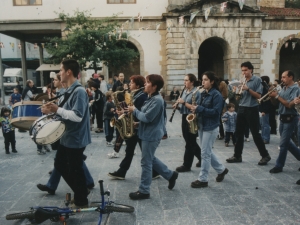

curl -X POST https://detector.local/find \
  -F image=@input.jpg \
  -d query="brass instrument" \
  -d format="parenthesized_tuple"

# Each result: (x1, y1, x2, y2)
(186, 86, 203, 134)
(257, 82, 283, 104)
(110, 87, 144, 139)
(235, 75, 246, 101)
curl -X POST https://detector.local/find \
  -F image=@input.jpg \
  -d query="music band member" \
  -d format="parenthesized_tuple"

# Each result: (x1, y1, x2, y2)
(269, 70, 300, 175)
(108, 75, 159, 179)
(41, 59, 91, 207)
(175, 74, 201, 172)
(127, 74, 178, 200)
(226, 61, 271, 165)
(190, 71, 228, 188)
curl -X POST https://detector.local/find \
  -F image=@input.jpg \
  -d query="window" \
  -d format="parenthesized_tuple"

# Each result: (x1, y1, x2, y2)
(107, 0, 136, 4)
(13, 0, 42, 6)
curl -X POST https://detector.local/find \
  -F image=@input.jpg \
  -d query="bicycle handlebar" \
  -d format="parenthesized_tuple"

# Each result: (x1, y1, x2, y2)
(99, 180, 104, 196)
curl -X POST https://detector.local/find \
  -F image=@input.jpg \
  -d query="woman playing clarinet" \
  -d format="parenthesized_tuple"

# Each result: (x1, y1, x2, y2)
(174, 74, 201, 172)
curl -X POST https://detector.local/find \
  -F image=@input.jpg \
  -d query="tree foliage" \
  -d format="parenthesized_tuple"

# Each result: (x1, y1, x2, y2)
(285, 0, 300, 8)
(45, 10, 139, 73)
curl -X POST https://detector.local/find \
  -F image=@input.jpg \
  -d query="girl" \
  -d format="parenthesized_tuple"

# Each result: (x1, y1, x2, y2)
(0, 107, 17, 154)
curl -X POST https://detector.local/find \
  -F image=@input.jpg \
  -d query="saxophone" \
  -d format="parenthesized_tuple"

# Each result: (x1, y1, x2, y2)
(186, 86, 202, 134)
(110, 88, 143, 139)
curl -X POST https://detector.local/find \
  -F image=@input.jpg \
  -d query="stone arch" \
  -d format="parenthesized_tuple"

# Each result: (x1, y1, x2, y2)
(197, 36, 231, 80)
(127, 36, 145, 76)
(274, 33, 300, 79)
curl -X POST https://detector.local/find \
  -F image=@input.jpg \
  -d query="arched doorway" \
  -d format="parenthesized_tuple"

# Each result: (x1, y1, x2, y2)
(279, 38, 300, 80)
(198, 37, 228, 80)
(109, 41, 140, 80)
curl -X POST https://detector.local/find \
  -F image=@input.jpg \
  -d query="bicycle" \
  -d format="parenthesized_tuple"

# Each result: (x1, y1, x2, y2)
(6, 180, 134, 225)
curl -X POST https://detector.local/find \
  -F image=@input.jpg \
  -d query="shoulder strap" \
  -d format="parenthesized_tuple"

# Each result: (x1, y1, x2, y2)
(58, 85, 81, 107)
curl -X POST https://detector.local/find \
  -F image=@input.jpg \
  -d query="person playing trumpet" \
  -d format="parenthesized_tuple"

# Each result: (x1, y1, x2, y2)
(226, 61, 271, 165)
(174, 74, 202, 172)
(268, 70, 300, 175)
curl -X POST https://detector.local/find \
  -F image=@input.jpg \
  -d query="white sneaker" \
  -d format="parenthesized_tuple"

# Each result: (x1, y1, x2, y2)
(111, 139, 116, 144)
(107, 151, 119, 158)
(278, 146, 280, 150)
(245, 138, 250, 142)
(122, 142, 126, 146)
(106, 142, 114, 147)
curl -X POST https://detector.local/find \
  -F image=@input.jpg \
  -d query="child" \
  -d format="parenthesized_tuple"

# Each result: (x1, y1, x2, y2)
(103, 91, 115, 148)
(222, 103, 237, 147)
(0, 107, 17, 154)
(9, 88, 22, 106)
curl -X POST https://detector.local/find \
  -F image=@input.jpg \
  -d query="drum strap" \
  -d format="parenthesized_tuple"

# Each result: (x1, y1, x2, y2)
(58, 85, 81, 107)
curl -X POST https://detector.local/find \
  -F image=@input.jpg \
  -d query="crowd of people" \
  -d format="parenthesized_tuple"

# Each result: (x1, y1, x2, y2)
(2, 59, 300, 206)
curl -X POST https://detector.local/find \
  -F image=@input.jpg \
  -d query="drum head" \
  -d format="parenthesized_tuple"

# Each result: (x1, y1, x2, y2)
(34, 93, 49, 101)
(35, 121, 65, 145)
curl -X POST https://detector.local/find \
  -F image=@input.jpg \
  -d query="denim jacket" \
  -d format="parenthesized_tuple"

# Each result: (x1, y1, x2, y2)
(195, 88, 223, 131)
(133, 92, 164, 141)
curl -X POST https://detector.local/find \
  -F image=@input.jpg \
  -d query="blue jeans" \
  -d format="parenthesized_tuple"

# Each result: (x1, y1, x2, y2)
(139, 140, 173, 194)
(47, 161, 94, 191)
(276, 116, 300, 169)
(162, 117, 167, 136)
(198, 127, 225, 182)
(260, 113, 270, 142)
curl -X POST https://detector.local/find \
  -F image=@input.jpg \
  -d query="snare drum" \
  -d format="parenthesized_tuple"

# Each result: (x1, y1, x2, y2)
(11, 101, 43, 130)
(29, 115, 65, 145)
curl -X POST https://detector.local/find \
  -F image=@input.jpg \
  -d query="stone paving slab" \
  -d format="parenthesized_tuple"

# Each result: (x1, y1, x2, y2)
(0, 109, 300, 224)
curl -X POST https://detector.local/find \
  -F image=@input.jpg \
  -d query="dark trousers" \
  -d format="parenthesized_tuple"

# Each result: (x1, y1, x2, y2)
(182, 114, 201, 169)
(225, 132, 236, 144)
(3, 130, 16, 151)
(234, 106, 269, 158)
(95, 110, 103, 129)
(104, 119, 114, 142)
(219, 100, 225, 137)
(117, 134, 159, 177)
(54, 145, 88, 206)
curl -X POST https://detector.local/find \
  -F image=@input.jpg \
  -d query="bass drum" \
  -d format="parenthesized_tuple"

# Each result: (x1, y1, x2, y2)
(11, 101, 43, 130)
(29, 115, 65, 145)
(34, 93, 49, 102)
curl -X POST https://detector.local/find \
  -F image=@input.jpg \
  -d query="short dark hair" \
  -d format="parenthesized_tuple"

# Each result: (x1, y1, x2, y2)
(1, 107, 11, 117)
(186, 73, 200, 86)
(261, 76, 270, 84)
(202, 71, 219, 90)
(26, 80, 33, 86)
(285, 70, 295, 79)
(105, 91, 113, 99)
(61, 59, 80, 78)
(227, 103, 235, 109)
(241, 61, 254, 73)
(130, 75, 145, 88)
(89, 81, 99, 89)
(147, 74, 164, 91)
(99, 75, 104, 80)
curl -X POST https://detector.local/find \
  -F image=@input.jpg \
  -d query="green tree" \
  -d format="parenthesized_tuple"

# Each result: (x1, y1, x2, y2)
(285, 0, 300, 8)
(45, 10, 139, 74)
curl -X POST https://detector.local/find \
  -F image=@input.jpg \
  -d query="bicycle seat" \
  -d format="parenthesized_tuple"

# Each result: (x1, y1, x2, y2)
(34, 207, 60, 223)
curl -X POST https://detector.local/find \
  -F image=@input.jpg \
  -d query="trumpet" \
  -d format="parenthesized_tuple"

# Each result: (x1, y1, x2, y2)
(257, 82, 283, 104)
(235, 75, 246, 101)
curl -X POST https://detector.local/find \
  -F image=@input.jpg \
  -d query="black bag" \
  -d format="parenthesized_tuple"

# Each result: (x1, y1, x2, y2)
(280, 114, 295, 123)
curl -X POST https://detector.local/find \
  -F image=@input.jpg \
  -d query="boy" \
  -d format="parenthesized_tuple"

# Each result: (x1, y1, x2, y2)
(222, 103, 237, 147)
(9, 88, 22, 106)
(103, 91, 115, 147)
(0, 107, 17, 154)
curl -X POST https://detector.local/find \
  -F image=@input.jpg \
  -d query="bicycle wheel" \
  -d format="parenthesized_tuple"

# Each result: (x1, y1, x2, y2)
(105, 203, 134, 213)
(6, 211, 35, 220)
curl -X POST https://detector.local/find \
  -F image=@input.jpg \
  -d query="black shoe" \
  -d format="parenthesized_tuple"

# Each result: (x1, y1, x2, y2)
(296, 179, 300, 185)
(269, 167, 283, 173)
(5, 150, 10, 154)
(218, 136, 224, 140)
(191, 180, 208, 188)
(226, 156, 242, 163)
(12, 149, 18, 153)
(168, 171, 178, 190)
(95, 129, 104, 133)
(264, 141, 270, 144)
(36, 184, 55, 195)
(258, 155, 271, 166)
(216, 168, 229, 182)
(87, 183, 95, 189)
(196, 161, 201, 168)
(176, 165, 191, 173)
(107, 171, 125, 180)
(129, 191, 150, 200)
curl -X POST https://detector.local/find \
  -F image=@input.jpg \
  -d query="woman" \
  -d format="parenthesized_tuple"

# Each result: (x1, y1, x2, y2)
(128, 74, 178, 200)
(190, 71, 228, 188)
(175, 74, 201, 172)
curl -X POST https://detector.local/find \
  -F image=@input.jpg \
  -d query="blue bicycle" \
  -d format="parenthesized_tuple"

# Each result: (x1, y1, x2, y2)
(6, 180, 134, 225)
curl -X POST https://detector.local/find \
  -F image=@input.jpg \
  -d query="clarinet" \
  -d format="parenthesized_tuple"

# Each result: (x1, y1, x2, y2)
(169, 87, 185, 122)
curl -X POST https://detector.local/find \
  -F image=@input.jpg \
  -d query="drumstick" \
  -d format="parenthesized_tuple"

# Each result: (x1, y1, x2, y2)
(37, 99, 57, 109)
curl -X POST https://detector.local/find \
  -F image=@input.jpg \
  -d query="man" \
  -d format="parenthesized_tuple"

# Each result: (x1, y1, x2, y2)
(41, 59, 91, 207)
(112, 73, 127, 92)
(268, 70, 300, 174)
(226, 61, 271, 165)
(98, 74, 108, 94)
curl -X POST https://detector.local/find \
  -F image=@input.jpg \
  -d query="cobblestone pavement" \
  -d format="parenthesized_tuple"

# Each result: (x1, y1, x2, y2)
(0, 109, 300, 225)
